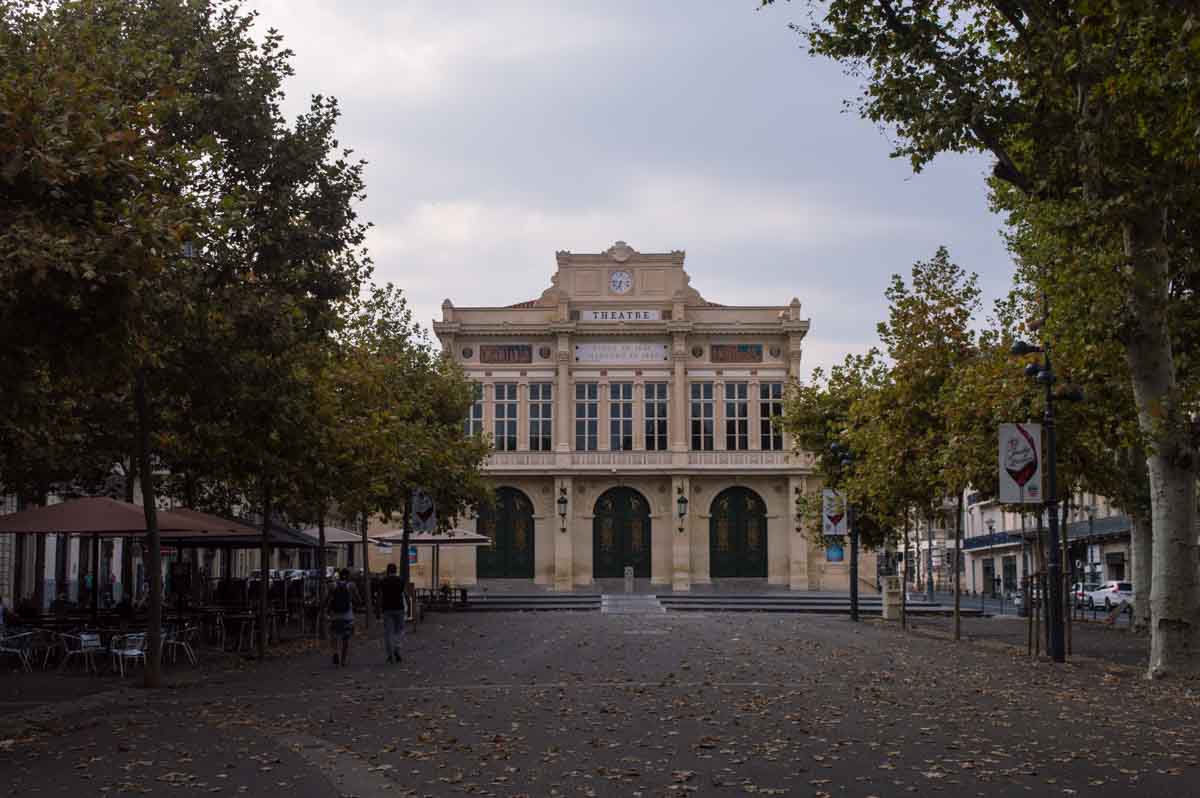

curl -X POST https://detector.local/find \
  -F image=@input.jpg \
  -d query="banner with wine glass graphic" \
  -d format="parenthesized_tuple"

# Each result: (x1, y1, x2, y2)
(998, 422, 1043, 503)
(821, 489, 848, 536)
(821, 489, 847, 561)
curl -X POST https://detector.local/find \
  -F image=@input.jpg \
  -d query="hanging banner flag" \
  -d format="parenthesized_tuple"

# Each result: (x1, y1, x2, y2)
(822, 489, 847, 537)
(999, 422, 1043, 503)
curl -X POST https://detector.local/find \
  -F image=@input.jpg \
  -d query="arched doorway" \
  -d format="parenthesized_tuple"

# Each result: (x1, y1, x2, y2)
(593, 487, 651, 579)
(709, 487, 768, 578)
(476, 487, 535, 579)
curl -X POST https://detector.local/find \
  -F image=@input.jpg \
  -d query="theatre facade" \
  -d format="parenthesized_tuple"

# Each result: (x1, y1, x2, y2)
(430, 241, 873, 591)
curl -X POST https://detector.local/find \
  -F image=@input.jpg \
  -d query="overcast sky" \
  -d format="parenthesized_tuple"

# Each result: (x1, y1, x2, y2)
(247, 1, 1015, 379)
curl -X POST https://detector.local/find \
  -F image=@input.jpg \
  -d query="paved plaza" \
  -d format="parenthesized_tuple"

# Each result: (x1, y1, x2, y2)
(2, 611, 1197, 797)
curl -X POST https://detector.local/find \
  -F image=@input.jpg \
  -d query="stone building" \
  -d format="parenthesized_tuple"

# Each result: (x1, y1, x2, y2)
(427, 241, 875, 592)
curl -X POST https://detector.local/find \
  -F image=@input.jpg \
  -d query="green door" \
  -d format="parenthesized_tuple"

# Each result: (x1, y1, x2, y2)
(476, 488, 535, 579)
(709, 488, 768, 578)
(593, 488, 651, 579)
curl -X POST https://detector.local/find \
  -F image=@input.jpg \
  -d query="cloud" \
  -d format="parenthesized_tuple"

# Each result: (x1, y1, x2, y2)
(242, 1, 1016, 380)
(247, 1, 645, 105)
(371, 171, 940, 300)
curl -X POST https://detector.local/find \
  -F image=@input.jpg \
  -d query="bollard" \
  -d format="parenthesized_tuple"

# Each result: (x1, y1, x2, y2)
(881, 575, 902, 621)
(623, 566, 634, 594)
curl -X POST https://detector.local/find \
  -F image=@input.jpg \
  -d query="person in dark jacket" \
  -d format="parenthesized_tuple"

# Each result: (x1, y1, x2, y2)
(376, 563, 407, 664)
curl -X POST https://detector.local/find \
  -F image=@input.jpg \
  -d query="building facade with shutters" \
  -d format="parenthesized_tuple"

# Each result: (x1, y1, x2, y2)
(429, 241, 876, 592)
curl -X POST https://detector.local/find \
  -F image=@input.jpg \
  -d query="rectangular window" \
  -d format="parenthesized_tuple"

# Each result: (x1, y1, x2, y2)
(529, 383, 553, 451)
(690, 382, 714, 451)
(575, 383, 598, 451)
(465, 383, 484, 437)
(493, 383, 518, 451)
(759, 382, 784, 451)
(725, 382, 749, 450)
(609, 382, 634, 451)
(644, 382, 669, 451)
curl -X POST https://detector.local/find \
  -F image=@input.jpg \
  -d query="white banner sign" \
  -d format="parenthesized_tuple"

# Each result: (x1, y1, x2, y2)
(581, 309, 660, 322)
(574, 341, 669, 363)
(998, 422, 1043, 503)
(822, 489, 847, 537)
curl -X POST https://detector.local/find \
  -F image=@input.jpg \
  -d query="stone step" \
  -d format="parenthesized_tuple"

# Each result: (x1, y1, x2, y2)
(601, 594, 665, 615)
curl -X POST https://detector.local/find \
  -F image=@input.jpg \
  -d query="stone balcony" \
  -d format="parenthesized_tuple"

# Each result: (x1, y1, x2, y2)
(484, 449, 808, 474)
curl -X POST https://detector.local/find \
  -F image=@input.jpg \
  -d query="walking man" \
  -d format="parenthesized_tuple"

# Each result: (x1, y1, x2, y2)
(377, 562, 407, 664)
(325, 569, 359, 666)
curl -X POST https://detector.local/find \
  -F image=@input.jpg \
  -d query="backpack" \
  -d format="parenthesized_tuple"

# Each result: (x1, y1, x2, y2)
(331, 582, 352, 613)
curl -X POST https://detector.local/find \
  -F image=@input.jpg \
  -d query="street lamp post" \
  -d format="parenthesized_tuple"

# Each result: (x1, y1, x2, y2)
(984, 518, 995, 612)
(676, 489, 689, 534)
(1012, 326, 1083, 664)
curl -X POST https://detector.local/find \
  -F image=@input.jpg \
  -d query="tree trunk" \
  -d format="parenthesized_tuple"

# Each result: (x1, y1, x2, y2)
(1131, 513, 1152, 633)
(359, 512, 372, 629)
(1122, 212, 1200, 679)
(926, 516, 934, 602)
(901, 515, 909, 630)
(135, 367, 164, 688)
(1062, 496, 1072, 657)
(317, 509, 326, 640)
(400, 489, 413, 585)
(258, 482, 272, 660)
(954, 493, 963, 640)
(32, 532, 46, 612)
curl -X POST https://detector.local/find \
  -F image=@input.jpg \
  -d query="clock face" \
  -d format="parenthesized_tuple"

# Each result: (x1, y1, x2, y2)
(610, 270, 633, 294)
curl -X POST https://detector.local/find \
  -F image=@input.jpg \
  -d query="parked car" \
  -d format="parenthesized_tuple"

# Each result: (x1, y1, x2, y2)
(1072, 581, 1102, 607)
(1085, 581, 1133, 610)
(1011, 584, 1043, 611)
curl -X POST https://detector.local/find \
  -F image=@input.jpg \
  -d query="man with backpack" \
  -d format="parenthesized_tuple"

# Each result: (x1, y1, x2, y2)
(325, 569, 360, 666)
(376, 562, 407, 664)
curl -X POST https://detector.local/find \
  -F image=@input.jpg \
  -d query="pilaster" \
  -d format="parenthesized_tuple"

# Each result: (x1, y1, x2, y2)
(554, 476, 574, 591)
(672, 475, 691, 591)
(555, 335, 571, 456)
(671, 332, 688, 453)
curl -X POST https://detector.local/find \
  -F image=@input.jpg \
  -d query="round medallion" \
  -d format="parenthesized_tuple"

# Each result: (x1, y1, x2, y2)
(769, 345, 781, 358)
(461, 347, 473, 359)
(691, 346, 704, 358)
(538, 346, 552, 359)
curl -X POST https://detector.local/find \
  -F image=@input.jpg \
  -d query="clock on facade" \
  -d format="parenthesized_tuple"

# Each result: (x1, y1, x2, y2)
(609, 270, 633, 294)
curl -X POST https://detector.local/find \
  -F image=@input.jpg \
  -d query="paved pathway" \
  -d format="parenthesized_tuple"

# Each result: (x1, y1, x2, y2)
(2, 612, 1196, 797)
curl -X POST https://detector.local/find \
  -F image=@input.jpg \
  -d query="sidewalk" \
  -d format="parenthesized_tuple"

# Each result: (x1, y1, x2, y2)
(903, 612, 1150, 670)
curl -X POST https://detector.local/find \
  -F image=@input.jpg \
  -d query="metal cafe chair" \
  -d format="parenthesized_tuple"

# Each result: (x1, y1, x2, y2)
(59, 631, 102, 674)
(0, 632, 33, 672)
(109, 633, 147, 677)
(163, 624, 199, 666)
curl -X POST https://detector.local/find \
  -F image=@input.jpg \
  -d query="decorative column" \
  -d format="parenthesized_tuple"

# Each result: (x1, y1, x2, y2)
(633, 381, 645, 451)
(482, 383, 495, 440)
(714, 379, 727, 451)
(598, 382, 611, 451)
(749, 379, 762, 451)
(789, 475, 811, 590)
(672, 475, 692, 591)
(555, 333, 571, 459)
(517, 381, 530, 452)
(671, 332, 688, 454)
(554, 476, 574, 591)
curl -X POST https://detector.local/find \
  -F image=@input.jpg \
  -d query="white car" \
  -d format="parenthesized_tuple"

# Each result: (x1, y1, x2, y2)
(1085, 581, 1133, 610)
